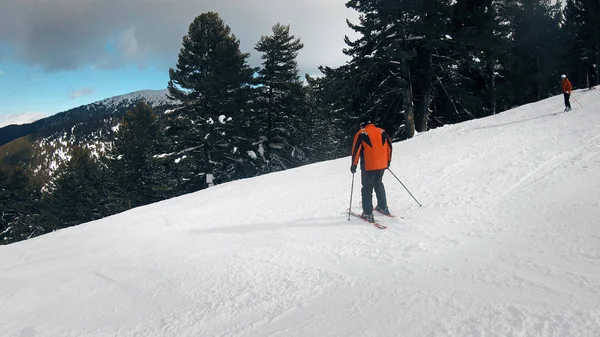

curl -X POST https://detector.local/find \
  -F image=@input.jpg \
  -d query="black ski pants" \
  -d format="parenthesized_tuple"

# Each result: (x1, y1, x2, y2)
(564, 92, 571, 109)
(361, 169, 388, 215)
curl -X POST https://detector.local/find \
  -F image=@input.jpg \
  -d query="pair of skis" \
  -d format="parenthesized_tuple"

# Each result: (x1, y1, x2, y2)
(348, 208, 396, 229)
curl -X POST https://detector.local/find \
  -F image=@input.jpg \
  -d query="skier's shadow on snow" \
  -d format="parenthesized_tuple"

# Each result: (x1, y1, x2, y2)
(190, 217, 343, 234)
(467, 113, 556, 132)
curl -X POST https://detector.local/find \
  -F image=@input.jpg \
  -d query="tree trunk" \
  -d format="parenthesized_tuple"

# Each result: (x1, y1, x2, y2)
(589, 0, 600, 85)
(488, 56, 497, 115)
(415, 52, 433, 133)
(204, 146, 214, 187)
(415, 87, 431, 133)
(415, 0, 438, 133)
(403, 63, 416, 139)
(595, 47, 599, 87)
(534, 55, 540, 101)
(592, 59, 600, 85)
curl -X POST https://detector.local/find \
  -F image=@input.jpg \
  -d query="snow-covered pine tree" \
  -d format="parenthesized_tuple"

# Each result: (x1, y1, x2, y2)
(43, 147, 111, 233)
(105, 101, 167, 209)
(254, 23, 307, 171)
(0, 166, 39, 244)
(305, 68, 355, 162)
(343, 0, 430, 138)
(448, 0, 515, 119)
(165, 12, 257, 188)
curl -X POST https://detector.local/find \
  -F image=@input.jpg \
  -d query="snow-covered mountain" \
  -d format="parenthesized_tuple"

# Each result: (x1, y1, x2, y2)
(0, 89, 172, 129)
(0, 89, 177, 183)
(1, 90, 599, 336)
(0, 89, 175, 145)
(97, 89, 175, 108)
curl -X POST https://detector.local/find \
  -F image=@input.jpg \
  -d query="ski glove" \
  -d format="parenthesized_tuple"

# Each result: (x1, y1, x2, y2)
(350, 165, 357, 174)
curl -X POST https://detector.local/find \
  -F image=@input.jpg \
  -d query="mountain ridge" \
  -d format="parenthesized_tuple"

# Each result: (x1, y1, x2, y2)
(0, 88, 178, 185)
(0, 88, 175, 144)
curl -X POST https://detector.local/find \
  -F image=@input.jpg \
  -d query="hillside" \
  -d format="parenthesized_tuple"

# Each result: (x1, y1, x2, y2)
(0, 89, 177, 184)
(1, 89, 599, 336)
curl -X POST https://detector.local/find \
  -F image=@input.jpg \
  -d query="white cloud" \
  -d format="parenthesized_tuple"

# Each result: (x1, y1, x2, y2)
(69, 87, 95, 100)
(0, 112, 48, 127)
(0, 0, 360, 75)
(0, 70, 4, 75)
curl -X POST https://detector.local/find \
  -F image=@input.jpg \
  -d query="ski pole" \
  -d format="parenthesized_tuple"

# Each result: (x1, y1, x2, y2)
(387, 168, 423, 207)
(348, 173, 355, 220)
(571, 95, 584, 109)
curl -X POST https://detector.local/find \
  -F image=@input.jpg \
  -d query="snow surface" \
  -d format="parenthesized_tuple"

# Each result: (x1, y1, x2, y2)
(2, 90, 600, 336)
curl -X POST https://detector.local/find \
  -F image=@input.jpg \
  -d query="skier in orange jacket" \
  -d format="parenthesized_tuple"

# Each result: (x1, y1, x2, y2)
(561, 74, 572, 112)
(351, 119, 393, 222)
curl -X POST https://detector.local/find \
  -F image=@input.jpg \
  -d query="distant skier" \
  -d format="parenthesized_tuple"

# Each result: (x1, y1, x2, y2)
(561, 74, 572, 111)
(350, 119, 393, 222)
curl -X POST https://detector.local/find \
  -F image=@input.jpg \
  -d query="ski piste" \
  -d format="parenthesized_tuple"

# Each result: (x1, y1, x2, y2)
(349, 211, 387, 229)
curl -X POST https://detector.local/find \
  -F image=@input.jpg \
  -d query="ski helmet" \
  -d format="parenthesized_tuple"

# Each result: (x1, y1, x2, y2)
(561, 74, 566, 79)
(359, 118, 372, 128)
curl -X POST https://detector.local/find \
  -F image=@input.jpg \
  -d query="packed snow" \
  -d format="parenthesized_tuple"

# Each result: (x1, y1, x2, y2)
(2, 90, 600, 336)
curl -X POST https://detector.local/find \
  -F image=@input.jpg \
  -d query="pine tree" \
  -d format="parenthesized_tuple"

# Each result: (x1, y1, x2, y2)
(449, 0, 516, 118)
(165, 12, 257, 187)
(106, 101, 166, 209)
(589, 0, 600, 87)
(0, 166, 12, 243)
(410, 0, 454, 132)
(0, 165, 43, 244)
(342, 0, 410, 138)
(509, 0, 562, 104)
(343, 0, 455, 137)
(44, 147, 112, 231)
(254, 23, 307, 171)
(0, 166, 21, 243)
(562, 0, 600, 88)
(305, 70, 355, 161)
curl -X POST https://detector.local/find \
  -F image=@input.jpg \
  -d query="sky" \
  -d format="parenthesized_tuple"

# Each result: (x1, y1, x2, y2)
(0, 0, 359, 119)
(2, 89, 600, 336)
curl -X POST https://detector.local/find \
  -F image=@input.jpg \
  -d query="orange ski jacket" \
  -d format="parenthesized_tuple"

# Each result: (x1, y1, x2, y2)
(351, 124, 392, 171)
(562, 78, 572, 93)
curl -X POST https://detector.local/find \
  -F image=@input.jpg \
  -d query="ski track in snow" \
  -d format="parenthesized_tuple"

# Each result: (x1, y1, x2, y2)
(2, 90, 600, 336)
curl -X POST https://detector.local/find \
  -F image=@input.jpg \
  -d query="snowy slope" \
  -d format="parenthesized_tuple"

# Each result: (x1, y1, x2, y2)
(2, 90, 600, 337)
